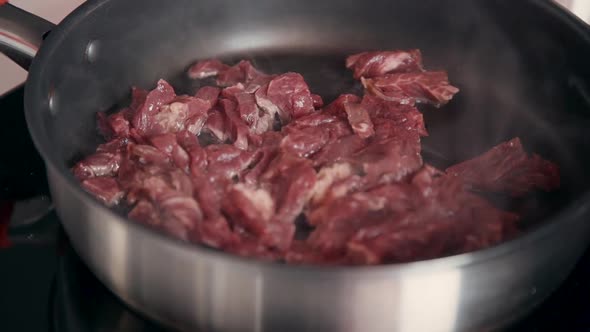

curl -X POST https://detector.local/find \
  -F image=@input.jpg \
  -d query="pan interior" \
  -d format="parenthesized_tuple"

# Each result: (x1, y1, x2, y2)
(30, 0, 590, 236)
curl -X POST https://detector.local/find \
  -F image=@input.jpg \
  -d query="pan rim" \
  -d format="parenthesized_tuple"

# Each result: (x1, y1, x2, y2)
(23, 0, 590, 276)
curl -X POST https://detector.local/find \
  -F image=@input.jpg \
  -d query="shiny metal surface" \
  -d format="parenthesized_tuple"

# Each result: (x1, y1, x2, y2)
(0, 3, 53, 69)
(3, 0, 590, 331)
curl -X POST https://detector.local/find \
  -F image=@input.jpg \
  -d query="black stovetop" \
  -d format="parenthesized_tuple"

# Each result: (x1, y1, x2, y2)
(2, 85, 590, 332)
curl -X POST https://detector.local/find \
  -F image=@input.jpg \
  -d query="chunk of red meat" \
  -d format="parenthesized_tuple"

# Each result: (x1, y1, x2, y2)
(194, 216, 236, 249)
(310, 163, 354, 205)
(318, 175, 367, 207)
(324, 94, 361, 116)
(201, 109, 228, 143)
(205, 144, 258, 180)
(259, 222, 296, 252)
(132, 79, 177, 134)
(97, 112, 130, 139)
(312, 134, 367, 167)
(290, 112, 339, 127)
(176, 130, 208, 175)
(255, 73, 315, 123)
(220, 83, 246, 100)
(361, 95, 428, 137)
(149, 134, 190, 172)
(343, 101, 375, 139)
(72, 152, 121, 180)
(362, 71, 459, 107)
(305, 168, 441, 257)
(222, 184, 275, 235)
(220, 99, 250, 150)
(217, 60, 268, 87)
(235, 92, 273, 135)
(144, 95, 211, 136)
(346, 189, 518, 264)
(280, 125, 329, 158)
(158, 193, 202, 229)
(128, 144, 170, 166)
(188, 59, 229, 79)
(242, 139, 280, 185)
(194, 86, 221, 108)
(353, 135, 423, 184)
(445, 137, 560, 196)
(128, 200, 160, 226)
(128, 190, 202, 243)
(312, 94, 324, 109)
(346, 49, 424, 79)
(81, 177, 124, 206)
(129, 87, 149, 113)
(96, 137, 130, 154)
(261, 154, 317, 224)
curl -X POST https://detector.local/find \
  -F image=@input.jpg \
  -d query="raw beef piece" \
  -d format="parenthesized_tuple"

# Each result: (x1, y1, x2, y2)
(81, 177, 124, 206)
(194, 216, 236, 249)
(309, 162, 354, 205)
(261, 153, 317, 225)
(258, 222, 296, 252)
(362, 71, 459, 107)
(255, 73, 315, 123)
(72, 151, 122, 180)
(222, 183, 275, 235)
(445, 137, 560, 196)
(128, 200, 161, 229)
(194, 86, 221, 108)
(201, 109, 228, 143)
(343, 101, 375, 139)
(324, 94, 361, 116)
(220, 99, 250, 150)
(128, 144, 170, 166)
(242, 138, 280, 185)
(188, 59, 229, 79)
(149, 133, 190, 172)
(147, 96, 212, 136)
(361, 95, 428, 137)
(317, 175, 367, 207)
(346, 50, 424, 79)
(353, 135, 423, 184)
(312, 134, 367, 168)
(132, 79, 177, 135)
(312, 94, 324, 109)
(346, 168, 519, 264)
(96, 137, 130, 154)
(235, 92, 274, 135)
(191, 173, 227, 220)
(217, 60, 269, 87)
(128, 193, 202, 242)
(129, 87, 149, 113)
(176, 130, 208, 175)
(205, 144, 258, 180)
(290, 112, 339, 127)
(97, 112, 130, 139)
(220, 83, 246, 100)
(280, 125, 330, 158)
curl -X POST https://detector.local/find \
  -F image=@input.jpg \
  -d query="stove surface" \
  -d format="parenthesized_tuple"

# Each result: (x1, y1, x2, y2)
(1, 85, 590, 332)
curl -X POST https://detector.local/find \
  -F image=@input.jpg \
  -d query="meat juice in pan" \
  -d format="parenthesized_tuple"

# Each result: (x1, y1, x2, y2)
(72, 50, 560, 265)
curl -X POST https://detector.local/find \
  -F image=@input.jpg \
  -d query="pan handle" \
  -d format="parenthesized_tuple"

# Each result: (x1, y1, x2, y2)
(0, 3, 55, 70)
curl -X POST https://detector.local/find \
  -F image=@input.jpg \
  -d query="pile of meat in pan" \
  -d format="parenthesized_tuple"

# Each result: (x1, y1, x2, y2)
(72, 50, 560, 265)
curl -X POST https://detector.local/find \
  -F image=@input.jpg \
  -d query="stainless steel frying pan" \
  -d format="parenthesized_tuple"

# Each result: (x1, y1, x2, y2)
(2, 1, 590, 331)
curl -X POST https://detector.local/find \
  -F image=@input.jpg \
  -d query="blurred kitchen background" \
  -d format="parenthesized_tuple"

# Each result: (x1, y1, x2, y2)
(0, 0, 589, 95)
